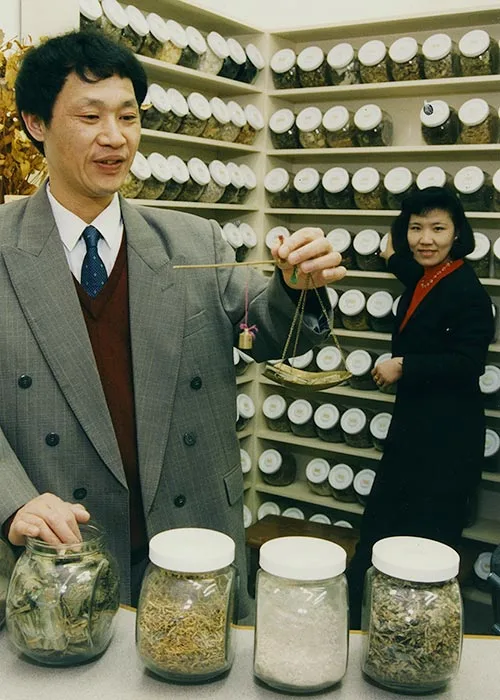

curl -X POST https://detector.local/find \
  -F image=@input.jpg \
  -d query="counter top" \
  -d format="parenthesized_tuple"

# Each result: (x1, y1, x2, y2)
(1, 608, 500, 700)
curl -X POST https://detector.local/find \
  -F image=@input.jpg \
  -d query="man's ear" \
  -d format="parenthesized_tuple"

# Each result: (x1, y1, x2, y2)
(21, 112, 47, 144)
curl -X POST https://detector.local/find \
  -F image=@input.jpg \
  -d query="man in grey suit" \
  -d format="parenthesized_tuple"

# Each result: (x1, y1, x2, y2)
(0, 31, 345, 612)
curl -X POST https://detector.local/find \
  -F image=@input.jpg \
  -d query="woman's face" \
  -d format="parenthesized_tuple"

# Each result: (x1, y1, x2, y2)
(407, 208, 455, 268)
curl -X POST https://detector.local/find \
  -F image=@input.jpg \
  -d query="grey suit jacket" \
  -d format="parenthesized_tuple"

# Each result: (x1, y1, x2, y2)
(0, 188, 328, 610)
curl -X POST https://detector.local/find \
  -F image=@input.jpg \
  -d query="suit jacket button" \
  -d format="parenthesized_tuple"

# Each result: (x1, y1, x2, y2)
(190, 376, 202, 390)
(73, 488, 87, 500)
(18, 374, 32, 389)
(183, 432, 196, 446)
(45, 432, 60, 447)
(174, 494, 186, 507)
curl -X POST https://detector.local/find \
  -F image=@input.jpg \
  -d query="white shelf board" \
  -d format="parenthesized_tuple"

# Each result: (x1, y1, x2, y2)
(483, 473, 500, 484)
(267, 144, 500, 159)
(335, 328, 390, 342)
(463, 518, 500, 546)
(135, 0, 262, 34)
(264, 208, 500, 220)
(129, 199, 258, 212)
(255, 481, 364, 515)
(142, 128, 260, 155)
(237, 427, 253, 441)
(256, 427, 382, 462)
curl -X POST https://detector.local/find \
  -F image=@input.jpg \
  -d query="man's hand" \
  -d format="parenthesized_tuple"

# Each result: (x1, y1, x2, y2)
(372, 357, 403, 389)
(8, 493, 90, 547)
(272, 227, 346, 289)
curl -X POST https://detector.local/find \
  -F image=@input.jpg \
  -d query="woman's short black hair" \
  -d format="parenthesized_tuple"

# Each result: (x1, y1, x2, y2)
(15, 30, 148, 154)
(391, 186, 475, 260)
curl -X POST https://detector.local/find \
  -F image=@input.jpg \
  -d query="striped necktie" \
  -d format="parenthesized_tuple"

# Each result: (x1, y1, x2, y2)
(81, 225, 108, 297)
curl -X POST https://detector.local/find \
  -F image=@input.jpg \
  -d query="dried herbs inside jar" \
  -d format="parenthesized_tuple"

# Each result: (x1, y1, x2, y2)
(358, 39, 390, 83)
(270, 47, 299, 89)
(458, 29, 499, 76)
(0, 538, 15, 627)
(388, 36, 423, 81)
(422, 33, 460, 79)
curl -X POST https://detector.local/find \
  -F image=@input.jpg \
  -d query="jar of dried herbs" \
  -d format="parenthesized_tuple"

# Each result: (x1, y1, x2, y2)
(199, 31, 229, 75)
(353, 229, 385, 271)
(236, 392, 255, 432)
(270, 47, 299, 89)
(314, 402, 343, 443)
(483, 428, 500, 472)
(238, 222, 257, 260)
(416, 165, 451, 191)
(142, 152, 171, 200)
(305, 458, 332, 496)
(353, 468, 376, 504)
(79, 0, 103, 31)
(422, 33, 460, 79)
(465, 231, 491, 278)
(316, 345, 343, 373)
(327, 42, 360, 86)
(338, 289, 369, 331)
(199, 160, 230, 204)
(237, 44, 265, 84)
(137, 528, 236, 682)
(323, 105, 357, 148)
(370, 411, 392, 451)
(454, 166, 492, 212)
(140, 83, 170, 132)
(236, 104, 264, 145)
(120, 151, 151, 199)
(493, 168, 500, 214)
(367, 290, 394, 333)
(159, 155, 188, 201)
(266, 225, 291, 251)
(122, 6, 149, 54)
(480, 365, 500, 408)
(388, 37, 423, 81)
(297, 45, 329, 88)
(219, 37, 246, 80)
(362, 536, 463, 694)
(288, 398, 316, 438)
(6, 523, 119, 665)
(258, 501, 281, 520)
(264, 168, 297, 208)
(420, 100, 459, 145)
(458, 97, 498, 144)
(294, 167, 324, 209)
(326, 228, 355, 269)
(269, 108, 300, 150)
(384, 166, 416, 210)
(258, 448, 296, 487)
(203, 97, 230, 140)
(352, 167, 385, 210)
(458, 29, 499, 76)
(162, 88, 188, 132)
(224, 100, 246, 142)
(254, 537, 348, 693)
(178, 26, 207, 70)
(219, 163, 244, 204)
(222, 222, 243, 259)
(328, 463, 356, 502)
(0, 537, 15, 628)
(159, 20, 187, 65)
(178, 92, 211, 137)
(346, 349, 378, 391)
(234, 347, 253, 376)
(100, 0, 127, 42)
(235, 164, 257, 204)
(262, 394, 290, 433)
(177, 157, 210, 202)
(296, 106, 327, 149)
(354, 103, 393, 147)
(358, 39, 390, 84)
(141, 13, 169, 59)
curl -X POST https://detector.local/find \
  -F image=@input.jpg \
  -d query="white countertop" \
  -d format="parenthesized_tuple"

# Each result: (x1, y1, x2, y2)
(1, 608, 500, 700)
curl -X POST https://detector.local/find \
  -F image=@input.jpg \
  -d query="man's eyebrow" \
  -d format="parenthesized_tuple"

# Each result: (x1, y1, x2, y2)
(74, 98, 138, 108)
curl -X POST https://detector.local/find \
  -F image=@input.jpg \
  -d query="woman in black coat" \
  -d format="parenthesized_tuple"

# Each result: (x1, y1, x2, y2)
(347, 186, 494, 627)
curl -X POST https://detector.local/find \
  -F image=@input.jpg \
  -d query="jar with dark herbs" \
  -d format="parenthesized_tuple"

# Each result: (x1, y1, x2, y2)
(417, 165, 451, 190)
(264, 168, 297, 208)
(296, 106, 327, 149)
(339, 289, 369, 331)
(219, 37, 246, 80)
(297, 45, 329, 88)
(289, 350, 315, 371)
(328, 287, 341, 325)
(160, 20, 188, 65)
(219, 163, 244, 204)
(236, 393, 255, 432)
(352, 167, 385, 210)
(327, 42, 360, 86)
(199, 160, 230, 204)
(6, 523, 119, 665)
(346, 349, 378, 391)
(79, 0, 103, 31)
(120, 152, 151, 199)
(484, 428, 500, 472)
(362, 536, 463, 694)
(270, 48, 299, 89)
(384, 166, 416, 209)
(370, 412, 392, 451)
(458, 29, 499, 76)
(258, 449, 296, 487)
(328, 463, 356, 502)
(223, 223, 243, 260)
(122, 6, 149, 54)
(237, 44, 265, 84)
(316, 345, 343, 373)
(454, 166, 492, 212)
(159, 155, 189, 201)
(240, 448, 252, 477)
(314, 402, 343, 443)
(420, 100, 459, 145)
(199, 31, 229, 75)
(358, 39, 390, 84)
(202, 97, 230, 140)
(294, 168, 324, 209)
(288, 398, 316, 438)
(162, 88, 188, 133)
(466, 232, 491, 278)
(234, 347, 253, 377)
(224, 100, 246, 142)
(422, 33, 460, 79)
(100, 0, 127, 42)
(178, 92, 211, 137)
(178, 26, 207, 70)
(354, 468, 376, 505)
(353, 229, 385, 271)
(269, 108, 300, 150)
(137, 528, 236, 682)
(326, 227, 354, 268)
(305, 458, 332, 496)
(494, 168, 500, 214)
(388, 37, 423, 81)
(177, 157, 210, 202)
(340, 407, 372, 448)
(367, 290, 394, 333)
(140, 84, 170, 132)
(238, 223, 258, 260)
(141, 13, 169, 60)
(458, 98, 498, 144)
(310, 514, 332, 524)
(0, 537, 15, 628)
(142, 152, 171, 200)
(323, 105, 357, 148)
(257, 502, 281, 520)
(236, 104, 264, 145)
(262, 394, 290, 433)
(354, 103, 393, 147)
(480, 365, 500, 408)
(235, 164, 257, 204)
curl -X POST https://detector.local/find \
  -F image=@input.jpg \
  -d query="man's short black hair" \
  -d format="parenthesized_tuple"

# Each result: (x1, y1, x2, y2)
(15, 30, 148, 153)
(391, 186, 475, 260)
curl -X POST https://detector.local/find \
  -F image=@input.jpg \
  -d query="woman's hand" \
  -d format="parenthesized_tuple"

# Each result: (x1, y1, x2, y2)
(372, 357, 403, 388)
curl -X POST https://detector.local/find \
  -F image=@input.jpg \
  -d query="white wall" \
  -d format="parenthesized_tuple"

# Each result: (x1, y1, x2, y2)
(1, 0, 21, 39)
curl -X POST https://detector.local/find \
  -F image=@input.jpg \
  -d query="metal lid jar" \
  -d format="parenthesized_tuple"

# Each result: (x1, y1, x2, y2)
(162, 87, 188, 133)
(367, 290, 394, 333)
(346, 349, 378, 391)
(136, 528, 237, 682)
(141, 152, 171, 199)
(271, 47, 299, 89)
(269, 108, 300, 150)
(388, 36, 423, 81)
(140, 83, 170, 131)
(236, 392, 255, 431)
(340, 407, 372, 448)
(265, 168, 297, 208)
(361, 536, 463, 693)
(236, 104, 264, 145)
(100, 0, 127, 42)
(353, 229, 385, 271)
(6, 523, 120, 665)
(353, 468, 376, 504)
(79, 0, 103, 31)
(236, 222, 258, 260)
(352, 167, 385, 210)
(199, 160, 230, 203)
(178, 26, 207, 70)
(466, 231, 491, 278)
(288, 398, 316, 438)
(423, 33, 459, 79)
(203, 96, 230, 140)
(370, 411, 392, 451)
(235, 163, 257, 204)
(358, 39, 390, 84)
(322, 105, 357, 148)
(199, 31, 229, 75)
(177, 157, 210, 202)
(458, 29, 499, 76)
(327, 42, 360, 86)
(322, 167, 354, 210)
(296, 106, 327, 149)
(141, 12, 169, 59)
(120, 151, 151, 199)
(314, 402, 343, 443)
(254, 537, 348, 693)
(354, 103, 393, 147)
(420, 100, 459, 145)
(294, 167, 324, 209)
(178, 92, 211, 137)
(305, 457, 332, 496)
(237, 43, 265, 84)
(122, 5, 149, 53)
(223, 100, 246, 142)
(297, 45, 329, 88)
(258, 448, 297, 487)
(484, 427, 500, 472)
(326, 227, 354, 269)
(219, 37, 246, 80)
(458, 97, 498, 144)
(262, 394, 290, 433)
(159, 155, 189, 201)
(493, 168, 500, 214)
(328, 463, 356, 502)
(218, 161, 244, 204)
(338, 289, 369, 331)
(416, 165, 451, 190)
(384, 166, 416, 209)
(454, 166, 493, 212)
(0, 537, 15, 628)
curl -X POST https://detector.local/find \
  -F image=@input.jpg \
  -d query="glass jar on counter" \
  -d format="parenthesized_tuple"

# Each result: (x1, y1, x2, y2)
(296, 106, 327, 149)
(6, 523, 120, 665)
(265, 168, 297, 208)
(454, 166, 492, 212)
(354, 103, 393, 147)
(340, 408, 372, 449)
(480, 365, 500, 408)
(353, 229, 385, 271)
(422, 33, 459, 79)
(177, 157, 210, 202)
(142, 152, 171, 199)
(338, 289, 369, 331)
(465, 232, 491, 278)
(140, 83, 170, 132)
(223, 100, 246, 142)
(254, 537, 348, 693)
(236, 392, 255, 432)
(345, 349, 378, 391)
(374, 352, 397, 395)
(294, 167, 324, 209)
(199, 31, 229, 75)
(288, 398, 316, 438)
(305, 458, 332, 496)
(159, 19, 187, 64)
(297, 45, 329, 88)
(484, 428, 500, 472)
(178, 92, 211, 137)
(237, 223, 258, 260)
(370, 412, 392, 451)
(328, 463, 356, 502)
(493, 168, 500, 214)
(420, 100, 459, 145)
(258, 502, 281, 520)
(361, 536, 463, 694)
(120, 151, 151, 199)
(353, 468, 376, 505)
(417, 165, 451, 190)
(219, 37, 246, 80)
(458, 29, 499, 76)
(100, 0, 127, 42)
(327, 42, 360, 86)
(203, 97, 230, 140)
(199, 160, 230, 204)
(384, 166, 415, 209)
(326, 228, 355, 269)
(162, 88, 189, 132)
(388, 36, 423, 81)
(322, 105, 357, 148)
(270, 47, 299, 89)
(266, 225, 291, 251)
(352, 167, 385, 209)
(79, 0, 103, 31)
(0, 537, 15, 628)
(235, 164, 257, 204)
(358, 39, 390, 84)
(236, 104, 264, 145)
(178, 26, 207, 70)
(237, 43, 265, 84)
(262, 394, 290, 433)
(159, 155, 189, 201)
(137, 528, 236, 682)
(258, 448, 296, 487)
(234, 347, 253, 377)
(269, 108, 300, 150)
(458, 98, 498, 144)
(314, 402, 343, 443)
(122, 5, 149, 54)
(141, 13, 169, 59)
(367, 290, 394, 333)
(219, 163, 244, 204)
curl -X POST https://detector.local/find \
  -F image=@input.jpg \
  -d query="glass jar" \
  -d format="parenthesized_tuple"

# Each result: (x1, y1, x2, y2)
(79, 0, 103, 31)
(458, 29, 499, 76)
(258, 448, 296, 487)
(271, 47, 299, 89)
(473, 552, 493, 591)
(223, 223, 243, 260)
(374, 352, 397, 395)
(328, 287, 341, 325)
(219, 37, 246, 80)
(120, 151, 151, 199)
(352, 167, 385, 209)
(353, 229, 385, 271)
(384, 166, 416, 209)
(6, 523, 119, 665)
(178, 92, 211, 137)
(353, 469, 376, 505)
(480, 365, 500, 408)
(339, 289, 369, 331)
(316, 345, 343, 373)
(137, 528, 236, 682)
(257, 501, 281, 520)
(354, 103, 393, 147)
(454, 166, 492, 212)
(282, 507, 305, 520)
(100, 0, 127, 42)
(236, 392, 255, 432)
(493, 168, 500, 214)
(314, 402, 343, 443)
(237, 222, 257, 261)
(370, 411, 392, 451)
(142, 152, 171, 200)
(140, 83, 170, 132)
(458, 98, 498, 144)
(122, 6, 149, 54)
(223, 100, 246, 142)
(236, 104, 264, 145)
(178, 26, 207, 70)
(466, 231, 491, 278)
(297, 45, 329, 88)
(199, 31, 229, 75)
(264, 168, 297, 208)
(493, 236, 500, 279)
(334, 520, 354, 529)
(162, 88, 188, 133)
(420, 100, 459, 145)
(327, 42, 360, 86)
(262, 394, 290, 432)
(159, 20, 187, 65)
(288, 398, 316, 438)
(388, 37, 423, 81)
(240, 448, 252, 479)
(203, 97, 230, 140)
(237, 43, 265, 84)
(234, 347, 253, 377)
(341, 407, 372, 449)
(141, 13, 169, 60)
(328, 463, 356, 502)
(310, 514, 332, 524)
(484, 428, 500, 472)
(346, 349, 378, 391)
(254, 537, 348, 693)
(323, 105, 357, 148)
(367, 290, 394, 333)
(219, 162, 244, 204)
(326, 228, 355, 268)
(269, 108, 300, 150)
(294, 167, 324, 209)
(362, 536, 463, 693)
(305, 457, 332, 496)
(358, 39, 390, 83)
(423, 33, 460, 79)
(266, 225, 291, 252)
(0, 537, 15, 628)
(296, 106, 326, 149)
(417, 165, 451, 190)
(159, 155, 189, 201)
(243, 505, 253, 529)
(177, 157, 210, 202)
(288, 350, 314, 371)
(199, 160, 230, 204)
(235, 164, 257, 204)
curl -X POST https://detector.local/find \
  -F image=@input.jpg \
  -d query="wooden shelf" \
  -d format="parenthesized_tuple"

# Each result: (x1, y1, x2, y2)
(142, 128, 260, 155)
(129, 199, 258, 212)
(335, 328, 390, 343)
(255, 481, 364, 515)
(256, 427, 382, 462)
(267, 144, 500, 159)
(264, 208, 500, 220)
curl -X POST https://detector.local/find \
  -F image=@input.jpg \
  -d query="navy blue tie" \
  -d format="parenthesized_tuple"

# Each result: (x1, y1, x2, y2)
(81, 225, 108, 297)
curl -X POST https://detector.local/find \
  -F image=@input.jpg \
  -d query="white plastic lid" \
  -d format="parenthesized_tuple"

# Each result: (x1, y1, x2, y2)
(165, 19, 187, 49)
(294, 167, 320, 194)
(384, 166, 413, 195)
(454, 166, 485, 195)
(258, 448, 283, 475)
(101, 0, 128, 29)
(334, 520, 353, 528)
(227, 37, 246, 65)
(306, 458, 331, 484)
(257, 501, 281, 519)
(223, 222, 243, 250)
(420, 99, 451, 128)
(316, 346, 342, 372)
(340, 407, 367, 435)
(367, 290, 393, 318)
(327, 227, 351, 254)
(269, 108, 295, 134)
(288, 398, 314, 425)
(263, 394, 287, 420)
(322, 105, 350, 132)
(239, 164, 257, 190)
(266, 226, 290, 249)
(354, 229, 380, 256)
(246, 43, 265, 70)
(329, 463, 354, 490)
(474, 552, 492, 581)
(466, 232, 490, 261)
(209, 160, 230, 188)
(238, 348, 253, 365)
(484, 428, 500, 458)
(146, 12, 168, 43)
(297, 45, 324, 72)
(226, 163, 244, 189)
(147, 152, 171, 183)
(322, 167, 349, 194)
(244, 104, 264, 131)
(264, 167, 290, 194)
(380, 232, 389, 252)
(166, 88, 189, 118)
(375, 352, 392, 366)
(289, 350, 314, 369)
(240, 448, 252, 474)
(209, 96, 230, 124)
(271, 47, 296, 73)
(354, 103, 383, 132)
(372, 536, 460, 582)
(423, 33, 453, 61)
(417, 166, 447, 189)
(327, 286, 339, 309)
(239, 223, 257, 249)
(338, 288, 365, 316)
(480, 365, 500, 394)
(144, 83, 169, 114)
(129, 151, 151, 181)
(314, 402, 340, 429)
(370, 412, 392, 440)
(327, 42, 355, 70)
(458, 98, 489, 127)
(149, 527, 235, 572)
(187, 157, 210, 187)
(353, 468, 376, 496)
(310, 513, 332, 524)
(392, 295, 401, 316)
(358, 39, 387, 67)
(187, 92, 211, 121)
(282, 507, 305, 520)
(237, 393, 255, 419)
(166, 155, 189, 184)
(260, 536, 346, 580)
(494, 235, 500, 261)
(352, 167, 380, 194)
(243, 504, 253, 528)
(346, 349, 373, 376)
(232, 346, 240, 365)
(296, 106, 323, 133)
(459, 29, 490, 59)
(207, 31, 229, 60)
(79, 0, 102, 22)
(493, 168, 500, 194)
(227, 100, 247, 128)
(185, 26, 207, 56)
(389, 36, 418, 63)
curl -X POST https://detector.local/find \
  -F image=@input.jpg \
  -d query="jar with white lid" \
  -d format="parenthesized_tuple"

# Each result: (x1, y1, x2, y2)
(236, 104, 264, 145)
(384, 166, 416, 209)
(494, 168, 500, 214)
(388, 36, 423, 81)
(420, 100, 459, 145)
(0, 537, 15, 628)
(258, 448, 296, 487)
(473, 552, 492, 591)
(162, 87, 188, 133)
(354, 103, 393, 147)
(243, 505, 253, 529)
(158, 19, 187, 64)
(236, 222, 258, 260)
(282, 507, 305, 520)
(423, 33, 459, 79)
(120, 151, 151, 199)
(177, 157, 210, 202)
(297, 45, 328, 87)
(141, 152, 170, 199)
(258, 501, 281, 520)
(235, 164, 257, 204)
(237, 43, 265, 84)
(458, 98, 498, 144)
(352, 167, 385, 210)
(202, 97, 229, 141)
(271, 47, 299, 89)
(288, 398, 316, 438)
(79, 0, 103, 31)
(199, 31, 229, 75)
(266, 225, 291, 251)
(327, 42, 360, 86)
(370, 412, 392, 451)
(479, 365, 500, 408)
(353, 468, 376, 504)
(294, 167, 324, 209)
(289, 350, 314, 370)
(362, 536, 463, 693)
(322, 167, 354, 210)
(254, 536, 348, 693)
(157, 155, 187, 201)
(328, 463, 356, 502)
(198, 160, 230, 204)
(314, 401, 343, 443)
(265, 168, 297, 208)
(305, 458, 332, 496)
(374, 352, 397, 395)
(493, 234, 500, 277)
(141, 13, 168, 59)
(262, 394, 290, 433)
(322, 105, 357, 148)
(178, 26, 207, 70)
(416, 166, 452, 191)
(219, 37, 246, 80)
(338, 289, 369, 331)
(222, 100, 246, 142)
(458, 29, 499, 76)
(327, 286, 341, 320)
(491, 302, 498, 341)
(454, 166, 492, 212)
(334, 519, 353, 529)
(346, 349, 378, 391)
(233, 346, 253, 376)
(353, 229, 385, 272)
(316, 345, 343, 373)
(367, 290, 394, 333)
(178, 92, 211, 137)
(140, 84, 169, 131)
(296, 106, 326, 149)
(122, 5, 149, 54)
(100, 0, 127, 42)
(358, 39, 390, 84)
(218, 162, 244, 204)
(340, 407, 372, 448)
(310, 513, 332, 524)
(484, 427, 500, 472)
(236, 392, 255, 431)
(269, 108, 300, 150)
(137, 528, 237, 682)
(326, 227, 354, 269)
(465, 231, 491, 278)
